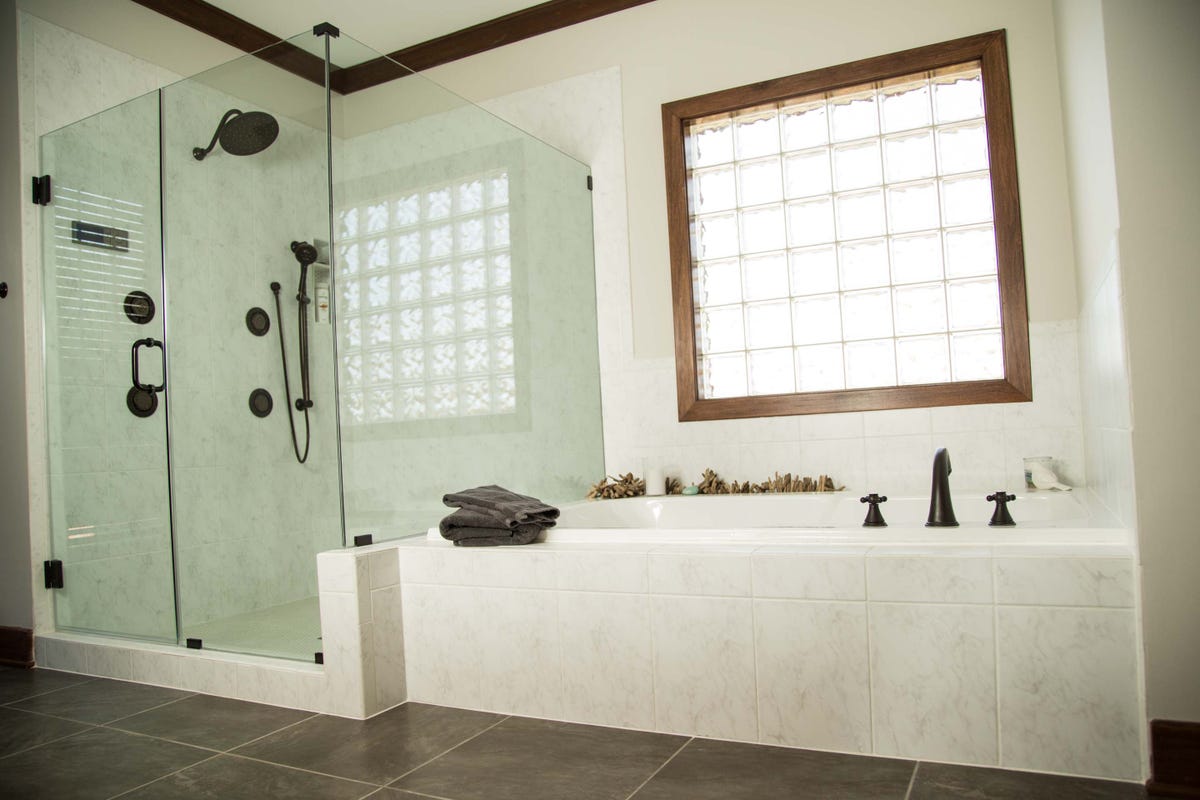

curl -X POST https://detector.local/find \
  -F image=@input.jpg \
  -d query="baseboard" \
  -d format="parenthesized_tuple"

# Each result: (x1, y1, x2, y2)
(0, 626, 34, 668)
(1149, 720, 1200, 798)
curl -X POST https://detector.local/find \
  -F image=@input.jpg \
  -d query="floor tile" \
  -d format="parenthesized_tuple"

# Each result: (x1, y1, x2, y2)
(111, 693, 314, 750)
(393, 716, 688, 800)
(9, 677, 192, 724)
(0, 706, 93, 757)
(120, 754, 375, 799)
(630, 738, 915, 800)
(233, 702, 503, 784)
(908, 762, 1147, 799)
(0, 666, 94, 704)
(0, 727, 211, 800)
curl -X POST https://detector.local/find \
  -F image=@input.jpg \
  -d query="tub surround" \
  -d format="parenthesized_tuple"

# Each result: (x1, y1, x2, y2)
(391, 528, 1142, 782)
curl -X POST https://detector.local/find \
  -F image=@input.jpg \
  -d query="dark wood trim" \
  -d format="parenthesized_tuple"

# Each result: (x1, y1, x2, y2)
(662, 30, 1033, 420)
(1149, 720, 1200, 797)
(134, 0, 657, 96)
(334, 0, 656, 94)
(0, 626, 34, 669)
(131, 0, 330, 89)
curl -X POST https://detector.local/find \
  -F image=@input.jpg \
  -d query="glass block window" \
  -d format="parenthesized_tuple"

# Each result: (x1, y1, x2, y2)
(336, 170, 515, 424)
(663, 32, 1031, 419)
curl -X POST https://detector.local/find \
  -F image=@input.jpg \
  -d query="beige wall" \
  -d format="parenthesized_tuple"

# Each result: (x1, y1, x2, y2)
(0, 0, 33, 630)
(422, 0, 1080, 358)
(1101, 0, 1200, 722)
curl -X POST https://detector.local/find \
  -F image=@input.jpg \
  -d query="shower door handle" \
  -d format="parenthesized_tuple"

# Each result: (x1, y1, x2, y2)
(131, 337, 166, 393)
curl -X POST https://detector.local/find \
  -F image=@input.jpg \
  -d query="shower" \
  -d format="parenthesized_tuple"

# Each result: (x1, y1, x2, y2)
(272, 240, 318, 464)
(192, 109, 279, 161)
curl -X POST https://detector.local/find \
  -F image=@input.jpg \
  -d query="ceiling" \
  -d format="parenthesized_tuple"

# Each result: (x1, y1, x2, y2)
(16, 0, 549, 79)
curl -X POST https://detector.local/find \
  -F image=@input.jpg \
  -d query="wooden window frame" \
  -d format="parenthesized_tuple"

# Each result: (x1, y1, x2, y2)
(661, 30, 1031, 421)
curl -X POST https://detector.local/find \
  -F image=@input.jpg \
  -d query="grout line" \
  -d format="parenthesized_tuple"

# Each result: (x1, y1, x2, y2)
(623, 736, 692, 800)
(103, 692, 198, 726)
(380, 788, 457, 800)
(92, 723, 225, 754)
(224, 751, 384, 788)
(903, 761, 920, 800)
(864, 556, 876, 755)
(991, 559, 1003, 767)
(223, 712, 320, 753)
(0, 675, 100, 707)
(104, 753, 223, 800)
(0, 721, 99, 760)
(386, 714, 512, 786)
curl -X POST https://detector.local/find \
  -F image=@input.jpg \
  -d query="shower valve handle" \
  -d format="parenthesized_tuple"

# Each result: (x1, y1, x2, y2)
(131, 337, 165, 393)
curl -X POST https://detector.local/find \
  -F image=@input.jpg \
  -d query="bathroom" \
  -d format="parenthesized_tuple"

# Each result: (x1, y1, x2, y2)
(0, 1, 1197, 798)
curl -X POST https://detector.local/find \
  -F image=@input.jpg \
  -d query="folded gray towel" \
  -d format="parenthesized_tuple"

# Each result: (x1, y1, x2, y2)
(442, 485, 559, 530)
(445, 522, 544, 547)
(440, 509, 543, 546)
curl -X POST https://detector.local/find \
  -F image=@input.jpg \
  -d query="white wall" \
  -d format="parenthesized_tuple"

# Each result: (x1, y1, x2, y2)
(419, 0, 1086, 500)
(425, 0, 1081, 357)
(1052, 0, 1134, 528)
(0, 0, 33, 632)
(1100, 0, 1200, 723)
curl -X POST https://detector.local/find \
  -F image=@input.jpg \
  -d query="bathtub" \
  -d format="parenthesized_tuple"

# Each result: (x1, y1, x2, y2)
(406, 488, 1142, 780)
(427, 490, 1129, 548)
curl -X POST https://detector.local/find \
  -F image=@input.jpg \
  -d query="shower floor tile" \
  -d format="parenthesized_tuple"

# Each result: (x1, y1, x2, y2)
(120, 754, 373, 800)
(8, 676, 193, 724)
(232, 701, 504, 784)
(182, 595, 321, 661)
(908, 762, 1147, 799)
(391, 716, 687, 800)
(628, 737, 917, 800)
(0, 665, 1149, 800)
(110, 694, 315, 751)
(0, 706, 92, 757)
(0, 665, 94, 704)
(0, 726, 211, 800)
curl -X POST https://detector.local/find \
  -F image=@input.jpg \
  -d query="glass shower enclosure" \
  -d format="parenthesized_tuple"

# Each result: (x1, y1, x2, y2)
(39, 28, 603, 661)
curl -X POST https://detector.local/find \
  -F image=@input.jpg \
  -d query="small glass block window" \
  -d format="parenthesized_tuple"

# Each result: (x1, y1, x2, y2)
(673, 51, 1021, 407)
(336, 168, 516, 422)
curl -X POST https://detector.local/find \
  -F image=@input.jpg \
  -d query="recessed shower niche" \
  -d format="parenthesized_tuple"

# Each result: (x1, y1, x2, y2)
(38, 27, 603, 661)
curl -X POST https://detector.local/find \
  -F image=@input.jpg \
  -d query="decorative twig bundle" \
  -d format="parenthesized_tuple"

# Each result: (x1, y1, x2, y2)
(587, 472, 646, 500)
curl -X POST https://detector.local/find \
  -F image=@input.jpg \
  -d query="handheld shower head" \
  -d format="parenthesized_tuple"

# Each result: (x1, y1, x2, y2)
(291, 241, 319, 267)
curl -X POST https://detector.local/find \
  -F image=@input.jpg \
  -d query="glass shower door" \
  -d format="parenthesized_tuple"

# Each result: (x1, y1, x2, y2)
(40, 91, 177, 642)
(160, 34, 342, 661)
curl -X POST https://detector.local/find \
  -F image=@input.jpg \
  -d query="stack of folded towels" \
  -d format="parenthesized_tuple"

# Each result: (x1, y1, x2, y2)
(439, 485, 560, 547)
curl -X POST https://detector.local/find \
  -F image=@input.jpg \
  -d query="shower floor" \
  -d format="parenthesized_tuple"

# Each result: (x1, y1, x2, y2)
(182, 596, 322, 662)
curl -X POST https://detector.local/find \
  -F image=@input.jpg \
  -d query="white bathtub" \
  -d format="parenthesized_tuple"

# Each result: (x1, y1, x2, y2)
(428, 491, 1128, 548)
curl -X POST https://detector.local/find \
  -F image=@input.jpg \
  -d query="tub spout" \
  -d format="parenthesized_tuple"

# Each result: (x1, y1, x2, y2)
(926, 448, 959, 527)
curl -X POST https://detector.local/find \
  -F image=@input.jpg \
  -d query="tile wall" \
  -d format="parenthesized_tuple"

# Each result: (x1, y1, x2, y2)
(393, 538, 1143, 781)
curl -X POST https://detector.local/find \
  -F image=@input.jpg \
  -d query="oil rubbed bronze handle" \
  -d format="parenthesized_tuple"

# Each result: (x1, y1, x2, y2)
(131, 337, 165, 393)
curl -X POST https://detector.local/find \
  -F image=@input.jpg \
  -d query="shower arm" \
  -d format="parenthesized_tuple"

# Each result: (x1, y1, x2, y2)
(192, 109, 242, 161)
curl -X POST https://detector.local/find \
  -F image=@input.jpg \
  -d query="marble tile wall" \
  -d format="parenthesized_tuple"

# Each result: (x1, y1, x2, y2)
(392, 539, 1143, 781)
(601, 320, 1086, 497)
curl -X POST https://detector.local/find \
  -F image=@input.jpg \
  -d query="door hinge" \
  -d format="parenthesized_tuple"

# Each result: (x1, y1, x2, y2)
(186, 638, 203, 650)
(353, 533, 374, 547)
(31, 175, 52, 206)
(44, 560, 64, 589)
(586, 175, 593, 191)
(314, 651, 324, 664)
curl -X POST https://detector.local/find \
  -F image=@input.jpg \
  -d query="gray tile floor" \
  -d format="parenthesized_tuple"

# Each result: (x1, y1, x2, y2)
(0, 666, 1147, 800)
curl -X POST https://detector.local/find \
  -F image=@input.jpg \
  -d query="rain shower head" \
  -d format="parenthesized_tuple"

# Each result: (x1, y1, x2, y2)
(192, 109, 279, 161)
